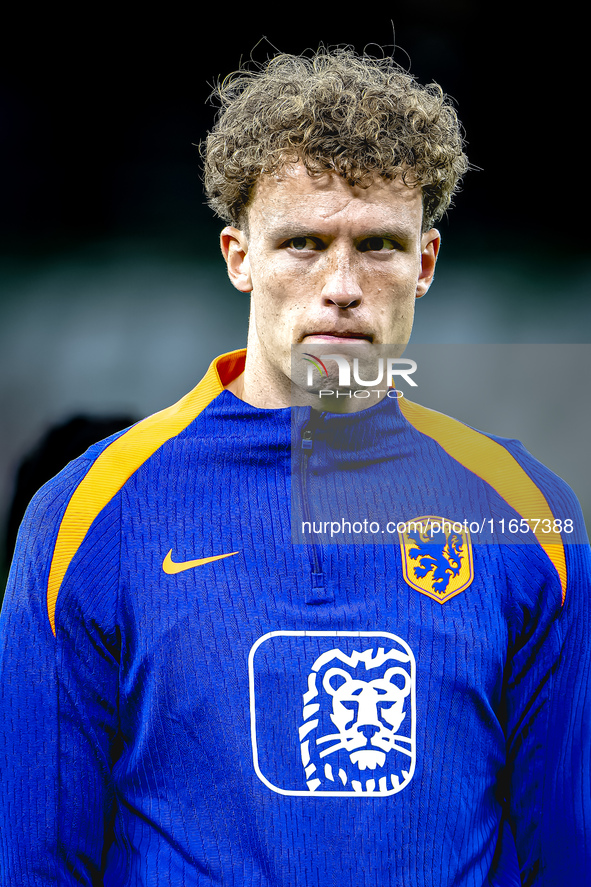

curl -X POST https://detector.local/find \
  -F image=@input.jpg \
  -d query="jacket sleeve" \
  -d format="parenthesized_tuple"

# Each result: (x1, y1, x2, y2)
(502, 482, 591, 885)
(0, 459, 121, 885)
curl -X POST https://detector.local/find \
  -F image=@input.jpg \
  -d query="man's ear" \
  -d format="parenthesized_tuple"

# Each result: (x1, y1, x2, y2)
(416, 229, 441, 299)
(220, 227, 252, 293)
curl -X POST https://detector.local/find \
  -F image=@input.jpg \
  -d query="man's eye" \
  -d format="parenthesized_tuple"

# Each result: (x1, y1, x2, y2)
(359, 237, 397, 252)
(288, 237, 318, 251)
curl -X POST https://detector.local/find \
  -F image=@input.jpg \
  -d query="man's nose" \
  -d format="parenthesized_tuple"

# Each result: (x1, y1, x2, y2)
(321, 253, 362, 308)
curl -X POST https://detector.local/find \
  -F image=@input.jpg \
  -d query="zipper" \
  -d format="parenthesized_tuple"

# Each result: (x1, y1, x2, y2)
(299, 412, 327, 600)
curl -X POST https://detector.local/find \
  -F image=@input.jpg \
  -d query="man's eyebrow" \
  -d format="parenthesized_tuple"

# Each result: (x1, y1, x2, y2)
(267, 225, 414, 243)
(266, 226, 318, 241)
(355, 227, 413, 243)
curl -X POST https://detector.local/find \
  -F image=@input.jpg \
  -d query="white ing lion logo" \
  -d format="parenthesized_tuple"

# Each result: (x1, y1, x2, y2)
(299, 647, 413, 794)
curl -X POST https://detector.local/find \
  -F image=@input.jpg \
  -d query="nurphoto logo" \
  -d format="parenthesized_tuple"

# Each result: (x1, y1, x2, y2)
(302, 351, 417, 400)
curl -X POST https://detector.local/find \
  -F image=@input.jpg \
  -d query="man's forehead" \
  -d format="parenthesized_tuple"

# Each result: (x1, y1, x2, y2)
(248, 163, 423, 231)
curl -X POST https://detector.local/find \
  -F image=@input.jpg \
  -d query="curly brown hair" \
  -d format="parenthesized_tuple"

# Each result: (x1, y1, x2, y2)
(202, 47, 469, 232)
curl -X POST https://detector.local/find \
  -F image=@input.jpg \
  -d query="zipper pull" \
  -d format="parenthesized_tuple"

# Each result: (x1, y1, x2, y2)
(301, 410, 324, 454)
(301, 427, 314, 453)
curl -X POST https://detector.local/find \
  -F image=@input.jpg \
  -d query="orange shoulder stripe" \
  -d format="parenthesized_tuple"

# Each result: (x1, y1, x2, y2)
(398, 398, 567, 604)
(47, 349, 246, 635)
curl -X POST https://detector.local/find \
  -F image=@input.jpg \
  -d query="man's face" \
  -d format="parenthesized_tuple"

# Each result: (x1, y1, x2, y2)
(221, 163, 440, 407)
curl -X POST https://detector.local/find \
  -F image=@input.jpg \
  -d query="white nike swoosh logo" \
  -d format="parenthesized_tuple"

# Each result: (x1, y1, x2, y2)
(162, 549, 238, 574)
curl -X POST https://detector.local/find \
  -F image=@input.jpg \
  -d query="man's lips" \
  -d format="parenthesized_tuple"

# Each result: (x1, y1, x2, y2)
(302, 332, 373, 343)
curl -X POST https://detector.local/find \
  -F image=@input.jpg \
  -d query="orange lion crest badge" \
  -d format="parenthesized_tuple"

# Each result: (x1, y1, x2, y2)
(399, 515, 474, 603)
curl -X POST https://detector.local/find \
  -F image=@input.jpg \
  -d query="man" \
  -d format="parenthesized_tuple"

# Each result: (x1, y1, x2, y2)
(0, 48, 589, 886)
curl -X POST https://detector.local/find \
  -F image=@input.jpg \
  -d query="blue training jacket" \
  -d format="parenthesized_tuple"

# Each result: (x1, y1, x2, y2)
(1, 349, 590, 886)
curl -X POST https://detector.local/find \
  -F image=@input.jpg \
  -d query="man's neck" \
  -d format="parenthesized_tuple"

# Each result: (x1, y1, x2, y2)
(224, 370, 296, 409)
(224, 365, 390, 413)
(224, 371, 245, 401)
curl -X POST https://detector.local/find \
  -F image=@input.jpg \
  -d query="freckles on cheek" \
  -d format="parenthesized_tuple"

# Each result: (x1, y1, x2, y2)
(259, 274, 303, 318)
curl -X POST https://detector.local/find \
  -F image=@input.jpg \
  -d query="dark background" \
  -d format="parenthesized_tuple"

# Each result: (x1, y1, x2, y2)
(1, 6, 589, 582)
(2, 6, 586, 254)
